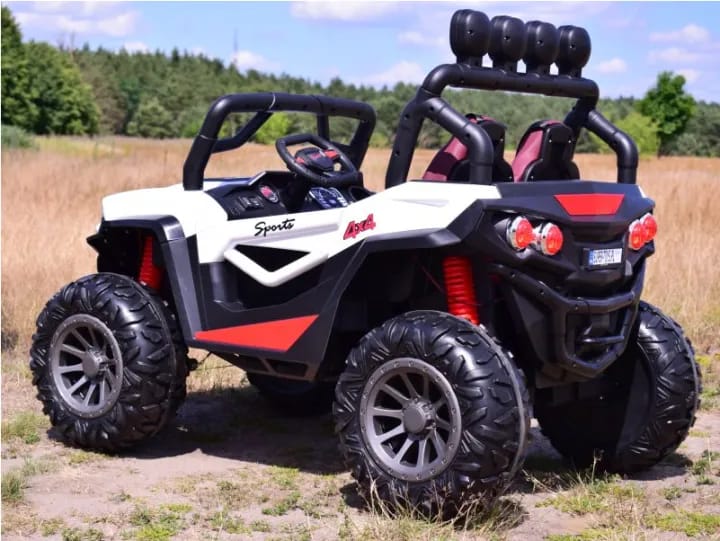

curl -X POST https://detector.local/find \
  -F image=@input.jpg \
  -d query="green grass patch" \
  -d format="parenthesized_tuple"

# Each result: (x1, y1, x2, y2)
(691, 449, 719, 483)
(538, 475, 644, 516)
(129, 503, 191, 541)
(662, 486, 682, 501)
(546, 529, 616, 541)
(207, 507, 248, 534)
(1, 411, 47, 444)
(647, 510, 720, 537)
(61, 526, 104, 541)
(40, 518, 66, 536)
(250, 520, 271, 532)
(68, 449, 107, 465)
(268, 465, 299, 489)
(1, 469, 25, 504)
(262, 490, 301, 516)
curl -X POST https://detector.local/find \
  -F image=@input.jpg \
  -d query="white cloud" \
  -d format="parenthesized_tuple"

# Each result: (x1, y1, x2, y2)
(596, 58, 628, 74)
(398, 31, 444, 49)
(290, 1, 400, 22)
(122, 41, 149, 53)
(650, 24, 710, 44)
(14, 9, 138, 37)
(648, 47, 702, 64)
(29, 1, 121, 16)
(361, 61, 425, 87)
(677, 68, 700, 83)
(231, 50, 279, 72)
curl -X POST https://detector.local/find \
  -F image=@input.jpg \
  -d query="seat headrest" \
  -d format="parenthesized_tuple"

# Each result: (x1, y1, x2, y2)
(512, 120, 579, 182)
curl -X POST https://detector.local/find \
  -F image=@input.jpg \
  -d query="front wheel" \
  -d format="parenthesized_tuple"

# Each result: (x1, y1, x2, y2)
(30, 273, 189, 451)
(333, 310, 530, 512)
(535, 301, 701, 472)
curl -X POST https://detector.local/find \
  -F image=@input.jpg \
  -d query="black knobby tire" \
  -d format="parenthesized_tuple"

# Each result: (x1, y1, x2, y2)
(535, 301, 701, 472)
(247, 373, 335, 415)
(333, 310, 530, 511)
(30, 273, 189, 451)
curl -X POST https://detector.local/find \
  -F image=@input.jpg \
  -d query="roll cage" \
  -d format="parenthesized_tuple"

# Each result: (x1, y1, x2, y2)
(385, 10, 639, 188)
(182, 92, 376, 191)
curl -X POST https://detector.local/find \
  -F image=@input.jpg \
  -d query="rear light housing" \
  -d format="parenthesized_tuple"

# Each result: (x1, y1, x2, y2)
(533, 223, 564, 255)
(506, 216, 534, 250)
(628, 213, 656, 250)
(641, 213, 657, 243)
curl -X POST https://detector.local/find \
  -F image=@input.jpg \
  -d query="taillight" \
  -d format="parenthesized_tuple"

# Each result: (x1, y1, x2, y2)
(506, 216, 534, 250)
(533, 223, 564, 255)
(628, 220, 646, 250)
(641, 213, 657, 243)
(628, 213, 656, 250)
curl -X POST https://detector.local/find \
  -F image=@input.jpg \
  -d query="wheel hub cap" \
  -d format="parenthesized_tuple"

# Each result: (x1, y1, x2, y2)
(48, 314, 124, 419)
(359, 357, 462, 482)
(403, 399, 434, 434)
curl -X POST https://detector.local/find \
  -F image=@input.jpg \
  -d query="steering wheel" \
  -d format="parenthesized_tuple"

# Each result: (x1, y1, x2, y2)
(276, 133, 360, 188)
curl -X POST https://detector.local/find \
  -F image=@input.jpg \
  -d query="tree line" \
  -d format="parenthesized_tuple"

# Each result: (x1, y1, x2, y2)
(2, 6, 717, 157)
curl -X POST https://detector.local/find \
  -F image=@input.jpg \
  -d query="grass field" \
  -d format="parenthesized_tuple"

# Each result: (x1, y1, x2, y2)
(1, 137, 719, 540)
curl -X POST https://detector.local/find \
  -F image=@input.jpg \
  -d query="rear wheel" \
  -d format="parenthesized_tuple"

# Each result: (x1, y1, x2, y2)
(30, 273, 189, 451)
(333, 310, 529, 512)
(535, 301, 701, 472)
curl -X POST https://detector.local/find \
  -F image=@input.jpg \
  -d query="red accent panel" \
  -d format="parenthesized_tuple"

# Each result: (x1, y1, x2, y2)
(442, 256, 479, 324)
(194, 315, 319, 351)
(138, 235, 163, 291)
(555, 194, 625, 216)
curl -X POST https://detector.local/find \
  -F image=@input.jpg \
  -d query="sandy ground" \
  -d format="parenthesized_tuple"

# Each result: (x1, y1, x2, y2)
(2, 364, 719, 541)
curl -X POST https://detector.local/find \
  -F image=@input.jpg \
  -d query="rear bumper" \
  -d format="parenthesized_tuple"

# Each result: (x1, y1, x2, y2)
(490, 262, 643, 380)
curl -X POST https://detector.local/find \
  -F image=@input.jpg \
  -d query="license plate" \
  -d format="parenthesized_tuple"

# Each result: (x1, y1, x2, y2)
(587, 248, 623, 268)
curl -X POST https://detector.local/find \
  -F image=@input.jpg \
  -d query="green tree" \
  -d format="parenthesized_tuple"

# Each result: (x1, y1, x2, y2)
(1, 6, 37, 129)
(25, 42, 99, 134)
(254, 113, 291, 144)
(638, 71, 695, 155)
(126, 97, 174, 138)
(616, 112, 660, 156)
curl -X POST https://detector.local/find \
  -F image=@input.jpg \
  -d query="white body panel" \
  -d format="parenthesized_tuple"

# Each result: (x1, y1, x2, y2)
(102, 180, 501, 287)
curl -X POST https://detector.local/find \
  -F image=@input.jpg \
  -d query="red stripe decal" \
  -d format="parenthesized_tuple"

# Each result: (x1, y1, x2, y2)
(195, 315, 318, 351)
(554, 194, 624, 216)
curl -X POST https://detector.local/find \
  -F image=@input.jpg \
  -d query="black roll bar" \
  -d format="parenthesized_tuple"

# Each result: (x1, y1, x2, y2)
(385, 9, 639, 188)
(183, 92, 376, 191)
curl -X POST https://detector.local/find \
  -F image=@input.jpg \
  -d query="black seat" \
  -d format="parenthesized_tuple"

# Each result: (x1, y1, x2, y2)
(423, 115, 514, 183)
(512, 120, 580, 181)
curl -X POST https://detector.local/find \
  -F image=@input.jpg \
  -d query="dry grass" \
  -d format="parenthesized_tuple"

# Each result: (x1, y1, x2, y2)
(1, 137, 719, 361)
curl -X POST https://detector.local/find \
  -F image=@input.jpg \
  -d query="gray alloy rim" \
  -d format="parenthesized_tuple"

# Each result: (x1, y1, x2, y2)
(359, 358, 462, 482)
(49, 314, 123, 418)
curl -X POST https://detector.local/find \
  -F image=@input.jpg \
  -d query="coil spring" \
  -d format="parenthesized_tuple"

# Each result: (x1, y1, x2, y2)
(138, 235, 163, 291)
(442, 256, 479, 324)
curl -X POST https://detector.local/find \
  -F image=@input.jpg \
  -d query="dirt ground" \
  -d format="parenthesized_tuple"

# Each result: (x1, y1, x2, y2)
(2, 353, 719, 541)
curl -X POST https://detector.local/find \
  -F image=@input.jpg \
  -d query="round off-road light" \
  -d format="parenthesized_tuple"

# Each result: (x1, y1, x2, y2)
(534, 222, 564, 255)
(641, 213, 657, 243)
(628, 219, 646, 250)
(506, 216, 534, 250)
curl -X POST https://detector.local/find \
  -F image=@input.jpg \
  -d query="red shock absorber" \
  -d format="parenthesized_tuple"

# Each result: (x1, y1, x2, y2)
(138, 235, 163, 291)
(442, 256, 479, 324)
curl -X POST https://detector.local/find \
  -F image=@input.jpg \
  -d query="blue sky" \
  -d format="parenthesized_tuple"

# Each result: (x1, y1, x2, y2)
(5, 1, 720, 102)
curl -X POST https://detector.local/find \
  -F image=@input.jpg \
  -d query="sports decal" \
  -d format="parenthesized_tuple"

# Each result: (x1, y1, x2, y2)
(343, 213, 376, 240)
(255, 217, 295, 237)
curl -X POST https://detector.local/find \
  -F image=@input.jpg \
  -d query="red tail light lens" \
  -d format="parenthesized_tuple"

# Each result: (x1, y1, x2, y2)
(641, 213, 657, 243)
(506, 216, 534, 250)
(534, 223, 564, 255)
(628, 220, 646, 250)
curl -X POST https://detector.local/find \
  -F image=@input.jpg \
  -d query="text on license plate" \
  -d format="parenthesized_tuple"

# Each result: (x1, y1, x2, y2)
(588, 248, 623, 267)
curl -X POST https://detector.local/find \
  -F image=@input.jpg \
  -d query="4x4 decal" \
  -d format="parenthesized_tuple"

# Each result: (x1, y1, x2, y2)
(343, 213, 376, 240)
